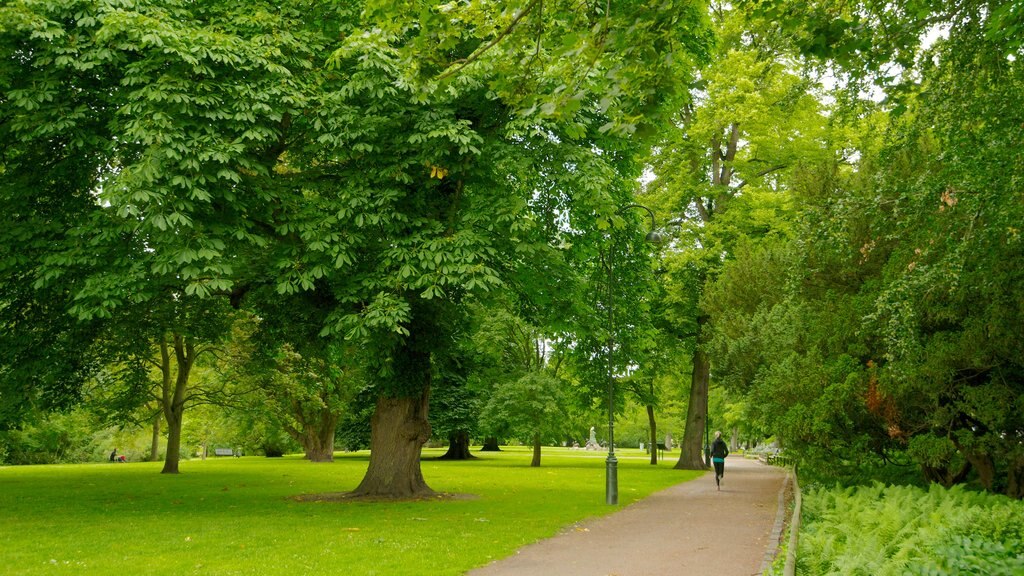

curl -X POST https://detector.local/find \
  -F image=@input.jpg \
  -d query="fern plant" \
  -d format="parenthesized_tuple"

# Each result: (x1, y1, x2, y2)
(797, 482, 1024, 575)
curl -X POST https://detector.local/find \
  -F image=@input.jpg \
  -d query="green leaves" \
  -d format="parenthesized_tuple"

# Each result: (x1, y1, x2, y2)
(800, 483, 1024, 575)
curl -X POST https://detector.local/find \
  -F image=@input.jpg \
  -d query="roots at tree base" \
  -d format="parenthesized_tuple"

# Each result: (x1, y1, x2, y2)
(352, 393, 436, 498)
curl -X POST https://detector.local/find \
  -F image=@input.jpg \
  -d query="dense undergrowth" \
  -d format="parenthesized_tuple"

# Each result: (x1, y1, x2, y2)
(797, 482, 1024, 575)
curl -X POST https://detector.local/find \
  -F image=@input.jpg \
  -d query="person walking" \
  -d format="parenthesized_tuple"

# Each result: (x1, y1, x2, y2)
(711, 431, 729, 490)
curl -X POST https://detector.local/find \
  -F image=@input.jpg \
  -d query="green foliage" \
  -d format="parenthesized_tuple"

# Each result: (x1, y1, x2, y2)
(1, 0, 716, 440)
(700, 1, 1024, 498)
(799, 483, 1024, 575)
(478, 372, 569, 445)
(0, 409, 108, 465)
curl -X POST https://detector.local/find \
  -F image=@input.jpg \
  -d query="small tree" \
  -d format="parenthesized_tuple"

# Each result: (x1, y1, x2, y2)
(479, 372, 568, 467)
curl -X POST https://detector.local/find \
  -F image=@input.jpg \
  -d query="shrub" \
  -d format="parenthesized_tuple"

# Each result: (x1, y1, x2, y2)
(798, 482, 1024, 575)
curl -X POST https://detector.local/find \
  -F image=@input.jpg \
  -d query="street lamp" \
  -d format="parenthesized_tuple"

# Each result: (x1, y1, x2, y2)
(604, 203, 663, 505)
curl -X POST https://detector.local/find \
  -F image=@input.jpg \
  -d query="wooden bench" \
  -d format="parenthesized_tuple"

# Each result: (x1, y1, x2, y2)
(213, 448, 234, 457)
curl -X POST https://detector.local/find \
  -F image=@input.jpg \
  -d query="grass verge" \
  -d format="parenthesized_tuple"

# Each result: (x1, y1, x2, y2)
(0, 446, 700, 575)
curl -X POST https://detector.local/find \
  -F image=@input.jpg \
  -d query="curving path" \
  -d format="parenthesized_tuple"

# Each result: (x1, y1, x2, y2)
(467, 456, 789, 576)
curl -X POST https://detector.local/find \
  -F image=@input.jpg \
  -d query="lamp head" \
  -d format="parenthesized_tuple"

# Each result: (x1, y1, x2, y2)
(645, 230, 666, 244)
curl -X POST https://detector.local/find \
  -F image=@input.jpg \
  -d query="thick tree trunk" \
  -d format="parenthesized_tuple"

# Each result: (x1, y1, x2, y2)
(301, 410, 338, 463)
(1007, 457, 1024, 499)
(646, 404, 658, 465)
(439, 430, 476, 460)
(352, 392, 434, 498)
(953, 438, 996, 491)
(531, 434, 542, 467)
(969, 452, 996, 491)
(676, 320, 710, 470)
(479, 436, 501, 451)
(922, 461, 971, 487)
(148, 413, 161, 462)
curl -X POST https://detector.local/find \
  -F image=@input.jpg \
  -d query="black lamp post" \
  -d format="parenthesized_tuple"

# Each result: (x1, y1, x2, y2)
(605, 203, 663, 506)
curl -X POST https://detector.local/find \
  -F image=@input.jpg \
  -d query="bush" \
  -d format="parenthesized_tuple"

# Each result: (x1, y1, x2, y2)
(0, 410, 102, 464)
(798, 482, 1024, 575)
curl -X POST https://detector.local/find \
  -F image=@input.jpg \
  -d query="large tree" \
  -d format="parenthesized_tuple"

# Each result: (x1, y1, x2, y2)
(2, 0, 713, 496)
(706, 0, 1024, 497)
(647, 3, 822, 469)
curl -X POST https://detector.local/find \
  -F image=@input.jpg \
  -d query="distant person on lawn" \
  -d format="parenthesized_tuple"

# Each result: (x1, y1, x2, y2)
(110, 448, 118, 462)
(711, 431, 728, 490)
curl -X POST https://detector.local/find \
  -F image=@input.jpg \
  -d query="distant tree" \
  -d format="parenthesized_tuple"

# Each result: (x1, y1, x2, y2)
(479, 372, 569, 467)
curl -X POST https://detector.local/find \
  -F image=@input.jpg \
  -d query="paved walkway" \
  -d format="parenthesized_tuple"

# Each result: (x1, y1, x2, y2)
(468, 457, 789, 576)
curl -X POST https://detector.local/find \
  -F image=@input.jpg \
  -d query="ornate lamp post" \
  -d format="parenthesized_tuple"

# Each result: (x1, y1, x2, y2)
(605, 203, 664, 505)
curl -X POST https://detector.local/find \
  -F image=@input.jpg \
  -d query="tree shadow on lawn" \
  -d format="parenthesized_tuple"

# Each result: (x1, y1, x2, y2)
(291, 491, 479, 503)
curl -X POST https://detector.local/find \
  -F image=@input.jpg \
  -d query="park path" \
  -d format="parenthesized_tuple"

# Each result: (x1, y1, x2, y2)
(467, 456, 789, 576)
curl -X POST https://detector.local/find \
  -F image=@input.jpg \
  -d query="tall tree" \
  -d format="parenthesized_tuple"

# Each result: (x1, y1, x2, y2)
(2, 0, 713, 497)
(705, 1, 1024, 497)
(647, 4, 821, 469)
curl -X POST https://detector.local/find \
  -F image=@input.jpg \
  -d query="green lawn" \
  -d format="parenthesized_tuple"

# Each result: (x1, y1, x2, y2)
(0, 446, 701, 575)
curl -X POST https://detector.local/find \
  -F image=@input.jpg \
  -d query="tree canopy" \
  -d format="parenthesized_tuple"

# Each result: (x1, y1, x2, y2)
(2, 0, 1021, 501)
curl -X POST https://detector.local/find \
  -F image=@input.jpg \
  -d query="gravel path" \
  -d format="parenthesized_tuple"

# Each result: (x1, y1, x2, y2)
(467, 456, 789, 576)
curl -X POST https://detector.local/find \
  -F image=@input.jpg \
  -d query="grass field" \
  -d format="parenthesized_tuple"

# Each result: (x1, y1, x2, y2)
(0, 446, 701, 575)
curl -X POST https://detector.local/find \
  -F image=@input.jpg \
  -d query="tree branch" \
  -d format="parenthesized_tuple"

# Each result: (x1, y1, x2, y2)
(735, 163, 789, 190)
(437, 0, 543, 81)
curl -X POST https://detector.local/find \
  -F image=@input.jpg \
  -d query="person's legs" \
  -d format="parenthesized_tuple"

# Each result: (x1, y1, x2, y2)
(713, 460, 725, 489)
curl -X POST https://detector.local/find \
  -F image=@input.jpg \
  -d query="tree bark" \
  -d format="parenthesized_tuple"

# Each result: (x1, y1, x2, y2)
(1007, 457, 1024, 500)
(479, 436, 501, 451)
(439, 430, 476, 460)
(161, 334, 195, 475)
(952, 437, 996, 492)
(148, 413, 161, 462)
(283, 398, 339, 463)
(301, 409, 338, 463)
(922, 461, 971, 487)
(352, 391, 434, 498)
(646, 404, 658, 465)
(530, 434, 542, 467)
(968, 451, 996, 491)
(676, 317, 710, 470)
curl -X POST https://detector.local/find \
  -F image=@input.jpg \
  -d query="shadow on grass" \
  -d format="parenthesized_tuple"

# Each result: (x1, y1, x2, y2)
(292, 491, 480, 503)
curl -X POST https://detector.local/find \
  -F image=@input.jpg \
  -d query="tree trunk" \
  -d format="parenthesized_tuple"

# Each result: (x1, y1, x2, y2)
(479, 436, 501, 451)
(969, 452, 996, 491)
(301, 409, 338, 463)
(922, 461, 971, 487)
(162, 410, 183, 473)
(952, 438, 996, 491)
(283, 401, 339, 463)
(531, 434, 542, 467)
(1007, 457, 1024, 500)
(160, 334, 195, 475)
(676, 320, 710, 470)
(352, 392, 434, 498)
(148, 413, 161, 462)
(439, 430, 476, 460)
(646, 404, 658, 465)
